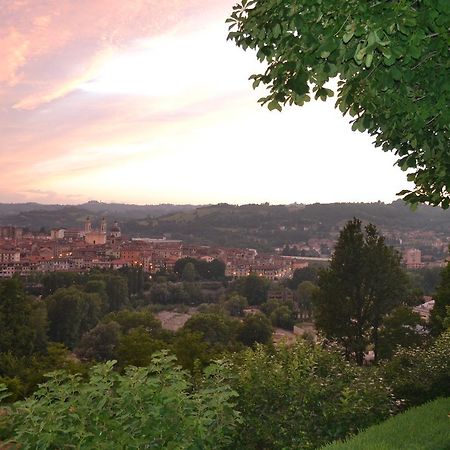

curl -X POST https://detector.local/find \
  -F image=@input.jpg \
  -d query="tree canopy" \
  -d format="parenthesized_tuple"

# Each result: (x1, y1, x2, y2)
(228, 0, 450, 207)
(313, 218, 407, 364)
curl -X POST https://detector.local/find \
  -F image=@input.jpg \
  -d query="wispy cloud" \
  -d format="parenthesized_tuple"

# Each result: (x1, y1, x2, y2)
(0, 0, 409, 205)
(1, 0, 229, 109)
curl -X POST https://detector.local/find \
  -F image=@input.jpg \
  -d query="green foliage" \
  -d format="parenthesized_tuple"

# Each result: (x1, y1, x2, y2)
(75, 322, 121, 362)
(116, 327, 166, 368)
(430, 261, 450, 335)
(183, 313, 241, 347)
(314, 219, 408, 364)
(230, 274, 270, 305)
(148, 282, 170, 304)
(237, 312, 272, 346)
(381, 330, 450, 406)
(288, 267, 318, 290)
(228, 0, 450, 207)
(0, 278, 47, 357)
(102, 309, 162, 336)
(261, 297, 297, 329)
(182, 262, 198, 282)
(270, 305, 296, 330)
(227, 342, 394, 449)
(41, 271, 85, 296)
(0, 352, 241, 449)
(322, 397, 450, 450)
(46, 286, 102, 349)
(0, 343, 87, 402)
(296, 280, 317, 319)
(103, 274, 129, 312)
(407, 266, 443, 296)
(148, 281, 206, 306)
(174, 257, 226, 280)
(223, 294, 248, 317)
(378, 306, 426, 359)
(118, 266, 145, 296)
(171, 331, 214, 372)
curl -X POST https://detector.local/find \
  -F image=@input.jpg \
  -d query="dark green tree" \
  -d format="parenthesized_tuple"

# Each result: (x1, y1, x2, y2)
(378, 306, 425, 359)
(228, 0, 450, 207)
(296, 280, 317, 320)
(104, 275, 129, 312)
(182, 262, 197, 282)
(75, 322, 121, 362)
(237, 312, 272, 346)
(41, 272, 83, 296)
(183, 313, 240, 347)
(232, 274, 270, 305)
(430, 260, 450, 335)
(46, 287, 102, 349)
(116, 327, 166, 367)
(0, 278, 47, 357)
(288, 267, 318, 290)
(313, 219, 407, 364)
(149, 282, 170, 304)
(102, 309, 163, 337)
(174, 257, 197, 277)
(270, 305, 296, 330)
(207, 259, 226, 280)
(224, 294, 248, 317)
(171, 331, 212, 372)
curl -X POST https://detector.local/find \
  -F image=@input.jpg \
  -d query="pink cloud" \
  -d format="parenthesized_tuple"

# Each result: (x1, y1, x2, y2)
(1, 0, 231, 109)
(0, 28, 30, 85)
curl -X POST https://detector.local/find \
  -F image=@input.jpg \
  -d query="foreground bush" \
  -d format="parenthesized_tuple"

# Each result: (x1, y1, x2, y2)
(322, 397, 450, 450)
(0, 352, 240, 449)
(226, 341, 395, 450)
(381, 331, 450, 406)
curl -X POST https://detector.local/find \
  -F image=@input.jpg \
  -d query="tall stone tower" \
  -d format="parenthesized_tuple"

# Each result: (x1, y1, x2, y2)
(85, 217, 92, 234)
(100, 217, 107, 234)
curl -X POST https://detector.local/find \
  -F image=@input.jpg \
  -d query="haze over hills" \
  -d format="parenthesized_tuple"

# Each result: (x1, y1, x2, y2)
(1, 201, 448, 252)
(0, 201, 198, 228)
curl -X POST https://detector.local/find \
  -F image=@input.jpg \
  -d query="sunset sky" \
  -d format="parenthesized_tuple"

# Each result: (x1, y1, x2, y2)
(1, 0, 411, 205)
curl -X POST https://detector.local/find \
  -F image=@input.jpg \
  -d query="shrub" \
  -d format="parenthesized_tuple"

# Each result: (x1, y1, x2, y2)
(0, 352, 240, 449)
(381, 331, 450, 406)
(226, 341, 394, 449)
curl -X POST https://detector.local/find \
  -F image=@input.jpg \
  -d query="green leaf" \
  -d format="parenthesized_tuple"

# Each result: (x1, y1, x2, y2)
(343, 31, 354, 44)
(273, 23, 281, 39)
(268, 100, 282, 111)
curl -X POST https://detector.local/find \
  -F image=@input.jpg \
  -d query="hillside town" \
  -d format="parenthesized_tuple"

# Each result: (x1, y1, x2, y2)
(0, 217, 447, 280)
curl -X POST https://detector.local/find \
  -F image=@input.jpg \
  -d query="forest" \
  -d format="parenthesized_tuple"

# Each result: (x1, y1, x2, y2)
(0, 219, 449, 448)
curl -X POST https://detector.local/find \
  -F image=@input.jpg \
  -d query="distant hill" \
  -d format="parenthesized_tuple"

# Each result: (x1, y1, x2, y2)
(1, 201, 448, 250)
(123, 201, 450, 251)
(0, 202, 197, 230)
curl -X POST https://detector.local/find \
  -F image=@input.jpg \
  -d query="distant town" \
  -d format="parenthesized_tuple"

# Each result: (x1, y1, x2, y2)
(0, 214, 447, 280)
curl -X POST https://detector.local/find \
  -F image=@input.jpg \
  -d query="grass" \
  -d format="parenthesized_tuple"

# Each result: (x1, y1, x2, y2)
(321, 397, 450, 450)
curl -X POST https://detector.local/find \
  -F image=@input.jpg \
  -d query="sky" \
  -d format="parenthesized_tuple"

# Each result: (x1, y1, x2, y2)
(0, 0, 412, 205)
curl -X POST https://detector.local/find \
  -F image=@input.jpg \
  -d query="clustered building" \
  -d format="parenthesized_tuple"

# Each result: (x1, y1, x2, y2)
(0, 220, 310, 280)
(1, 219, 447, 281)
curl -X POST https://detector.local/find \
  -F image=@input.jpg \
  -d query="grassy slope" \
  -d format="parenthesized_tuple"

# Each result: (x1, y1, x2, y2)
(322, 397, 450, 450)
